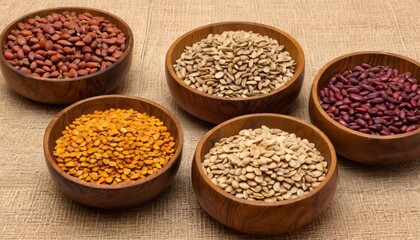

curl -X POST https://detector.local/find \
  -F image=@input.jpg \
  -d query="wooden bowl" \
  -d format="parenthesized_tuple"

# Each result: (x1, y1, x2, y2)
(165, 22, 305, 124)
(0, 7, 133, 104)
(191, 113, 338, 235)
(43, 95, 183, 209)
(309, 51, 420, 166)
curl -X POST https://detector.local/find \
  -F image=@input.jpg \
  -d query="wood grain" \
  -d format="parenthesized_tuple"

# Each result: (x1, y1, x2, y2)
(191, 113, 338, 235)
(0, 7, 134, 104)
(43, 95, 183, 209)
(309, 51, 420, 165)
(165, 22, 305, 124)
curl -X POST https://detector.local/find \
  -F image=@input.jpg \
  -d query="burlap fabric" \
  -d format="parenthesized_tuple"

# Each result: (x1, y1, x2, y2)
(0, 0, 419, 239)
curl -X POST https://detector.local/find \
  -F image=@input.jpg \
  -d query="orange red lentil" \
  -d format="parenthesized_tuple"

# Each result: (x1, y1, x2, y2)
(54, 108, 176, 185)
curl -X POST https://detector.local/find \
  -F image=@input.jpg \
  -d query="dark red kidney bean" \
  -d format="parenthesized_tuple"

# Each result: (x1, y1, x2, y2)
(349, 93, 367, 102)
(321, 104, 330, 110)
(387, 97, 400, 104)
(358, 128, 371, 134)
(373, 117, 384, 124)
(354, 66, 365, 72)
(406, 125, 419, 132)
(338, 119, 348, 126)
(355, 107, 368, 113)
(361, 84, 375, 92)
(361, 63, 372, 69)
(368, 108, 379, 115)
(356, 118, 367, 127)
(349, 124, 361, 130)
(410, 99, 417, 107)
(384, 110, 396, 116)
(350, 102, 361, 108)
(363, 113, 371, 120)
(347, 87, 360, 93)
(382, 118, 392, 124)
(348, 78, 360, 85)
(377, 104, 387, 111)
(407, 78, 417, 84)
(343, 98, 352, 105)
(359, 90, 370, 96)
(328, 83, 340, 93)
(369, 124, 382, 131)
(360, 103, 372, 109)
(334, 100, 344, 107)
(339, 105, 350, 111)
(322, 97, 331, 104)
(342, 114, 351, 123)
(380, 130, 391, 135)
(338, 75, 349, 84)
(399, 110, 406, 119)
(349, 108, 355, 115)
(359, 72, 369, 79)
(328, 97, 337, 104)
(393, 91, 400, 99)
(327, 106, 336, 113)
(366, 91, 381, 99)
(389, 126, 401, 133)
(335, 82, 343, 88)
(403, 72, 412, 78)
(353, 112, 362, 118)
(394, 121, 403, 127)
(368, 66, 381, 73)
(406, 117, 419, 123)
(334, 92, 343, 100)
(320, 89, 326, 98)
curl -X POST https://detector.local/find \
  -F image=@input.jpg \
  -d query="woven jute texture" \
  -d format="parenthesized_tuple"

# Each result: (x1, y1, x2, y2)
(0, 0, 419, 239)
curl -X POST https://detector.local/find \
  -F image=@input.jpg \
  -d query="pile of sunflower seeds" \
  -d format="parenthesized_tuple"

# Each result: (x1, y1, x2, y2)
(174, 31, 296, 98)
(202, 125, 327, 202)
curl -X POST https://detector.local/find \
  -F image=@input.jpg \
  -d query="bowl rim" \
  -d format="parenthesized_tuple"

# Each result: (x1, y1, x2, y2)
(194, 113, 337, 206)
(310, 51, 420, 139)
(43, 94, 184, 190)
(165, 21, 305, 101)
(0, 6, 134, 82)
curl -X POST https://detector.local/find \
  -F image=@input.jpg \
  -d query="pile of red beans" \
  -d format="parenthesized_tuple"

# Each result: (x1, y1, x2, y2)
(3, 11, 126, 79)
(319, 63, 419, 135)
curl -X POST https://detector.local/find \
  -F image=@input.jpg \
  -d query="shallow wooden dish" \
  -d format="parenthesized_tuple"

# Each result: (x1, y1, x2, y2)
(166, 22, 305, 124)
(309, 51, 420, 166)
(191, 113, 338, 235)
(43, 95, 183, 209)
(0, 7, 134, 104)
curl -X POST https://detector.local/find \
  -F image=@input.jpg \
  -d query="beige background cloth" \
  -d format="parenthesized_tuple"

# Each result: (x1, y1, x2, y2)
(0, 0, 419, 239)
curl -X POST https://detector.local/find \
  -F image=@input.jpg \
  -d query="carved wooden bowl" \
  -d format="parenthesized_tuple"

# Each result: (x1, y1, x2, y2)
(309, 51, 420, 165)
(43, 95, 183, 209)
(0, 7, 133, 104)
(166, 22, 305, 124)
(191, 113, 338, 235)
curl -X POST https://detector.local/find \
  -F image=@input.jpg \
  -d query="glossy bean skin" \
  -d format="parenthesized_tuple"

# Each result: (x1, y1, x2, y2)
(3, 11, 127, 79)
(319, 64, 419, 135)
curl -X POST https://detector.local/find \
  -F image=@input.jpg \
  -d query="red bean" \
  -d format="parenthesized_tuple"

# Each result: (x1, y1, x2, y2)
(319, 64, 419, 135)
(368, 124, 382, 131)
(406, 125, 419, 132)
(406, 117, 419, 123)
(349, 93, 367, 102)
(384, 110, 396, 116)
(356, 119, 367, 127)
(358, 128, 371, 134)
(3, 11, 126, 79)
(347, 87, 360, 93)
